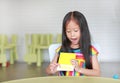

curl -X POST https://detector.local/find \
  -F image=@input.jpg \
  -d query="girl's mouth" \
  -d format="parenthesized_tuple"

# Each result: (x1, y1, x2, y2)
(70, 38, 78, 43)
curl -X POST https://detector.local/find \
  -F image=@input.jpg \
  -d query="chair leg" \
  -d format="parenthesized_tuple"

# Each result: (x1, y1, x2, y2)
(37, 49, 41, 67)
(2, 62, 7, 67)
(40, 49, 43, 63)
(0, 49, 7, 67)
(10, 48, 14, 64)
(13, 47, 18, 60)
(2, 60, 10, 67)
(25, 46, 37, 65)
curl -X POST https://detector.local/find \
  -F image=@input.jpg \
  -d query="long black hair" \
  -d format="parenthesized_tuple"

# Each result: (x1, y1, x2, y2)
(60, 11, 92, 69)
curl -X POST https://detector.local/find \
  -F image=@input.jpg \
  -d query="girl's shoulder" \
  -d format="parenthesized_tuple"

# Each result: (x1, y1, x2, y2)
(90, 45, 99, 56)
(55, 46, 61, 53)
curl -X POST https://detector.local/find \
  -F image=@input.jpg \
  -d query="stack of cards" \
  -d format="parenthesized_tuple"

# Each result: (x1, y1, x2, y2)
(57, 52, 76, 71)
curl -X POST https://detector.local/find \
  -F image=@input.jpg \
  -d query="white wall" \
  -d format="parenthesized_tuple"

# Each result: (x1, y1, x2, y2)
(0, 0, 120, 62)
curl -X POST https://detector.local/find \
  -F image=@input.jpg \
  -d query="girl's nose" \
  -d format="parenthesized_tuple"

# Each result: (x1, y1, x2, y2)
(71, 31, 75, 37)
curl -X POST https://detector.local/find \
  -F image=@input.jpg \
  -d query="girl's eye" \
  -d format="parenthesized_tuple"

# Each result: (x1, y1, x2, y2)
(66, 31, 71, 33)
(74, 30, 78, 32)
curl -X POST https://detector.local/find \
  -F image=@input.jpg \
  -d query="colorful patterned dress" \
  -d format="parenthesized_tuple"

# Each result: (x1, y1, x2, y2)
(56, 45, 99, 76)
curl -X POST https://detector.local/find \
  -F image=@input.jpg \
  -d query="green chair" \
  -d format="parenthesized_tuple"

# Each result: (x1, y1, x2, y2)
(24, 34, 53, 67)
(49, 34, 53, 45)
(39, 34, 52, 62)
(34, 34, 53, 67)
(39, 34, 51, 48)
(56, 34, 62, 43)
(0, 35, 8, 67)
(24, 34, 38, 65)
(0, 34, 18, 67)
(9, 34, 18, 64)
(31, 34, 39, 64)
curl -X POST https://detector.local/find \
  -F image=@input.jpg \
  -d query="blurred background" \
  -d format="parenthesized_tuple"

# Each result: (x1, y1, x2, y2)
(1, 0, 119, 62)
(0, 0, 120, 81)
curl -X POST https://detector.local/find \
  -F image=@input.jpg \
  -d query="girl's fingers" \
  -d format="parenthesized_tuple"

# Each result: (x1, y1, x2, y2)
(71, 59, 81, 72)
(49, 63, 58, 73)
(71, 59, 79, 65)
(50, 63, 58, 68)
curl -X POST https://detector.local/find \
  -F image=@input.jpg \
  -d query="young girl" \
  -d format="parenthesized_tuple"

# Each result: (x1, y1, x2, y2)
(46, 11, 100, 76)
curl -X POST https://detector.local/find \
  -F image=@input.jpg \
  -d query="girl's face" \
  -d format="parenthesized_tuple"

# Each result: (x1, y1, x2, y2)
(66, 20, 81, 48)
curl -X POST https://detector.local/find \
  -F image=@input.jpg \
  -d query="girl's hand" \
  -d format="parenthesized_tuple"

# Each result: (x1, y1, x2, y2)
(49, 63, 58, 74)
(71, 59, 81, 72)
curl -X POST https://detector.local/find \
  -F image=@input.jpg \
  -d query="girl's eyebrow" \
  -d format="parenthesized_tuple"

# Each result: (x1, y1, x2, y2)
(74, 28, 78, 29)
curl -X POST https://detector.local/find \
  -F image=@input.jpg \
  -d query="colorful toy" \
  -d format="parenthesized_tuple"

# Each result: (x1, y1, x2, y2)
(113, 74, 119, 79)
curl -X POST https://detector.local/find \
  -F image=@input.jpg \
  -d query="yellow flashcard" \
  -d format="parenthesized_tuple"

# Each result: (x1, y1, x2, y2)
(57, 52, 76, 71)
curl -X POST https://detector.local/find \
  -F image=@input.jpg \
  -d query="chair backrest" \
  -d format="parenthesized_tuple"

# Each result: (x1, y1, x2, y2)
(48, 43, 61, 62)
(0, 34, 8, 46)
(56, 34, 62, 43)
(40, 34, 51, 46)
(31, 34, 39, 45)
(11, 34, 17, 44)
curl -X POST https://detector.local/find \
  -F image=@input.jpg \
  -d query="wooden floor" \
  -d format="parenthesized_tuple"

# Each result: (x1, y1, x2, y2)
(0, 62, 120, 82)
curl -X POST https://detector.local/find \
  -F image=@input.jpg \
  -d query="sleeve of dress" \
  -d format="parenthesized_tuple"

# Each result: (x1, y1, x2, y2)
(90, 45, 99, 56)
(55, 46, 61, 55)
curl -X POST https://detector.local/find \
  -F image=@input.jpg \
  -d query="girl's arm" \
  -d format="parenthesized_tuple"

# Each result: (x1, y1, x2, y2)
(79, 55, 100, 76)
(46, 53, 59, 75)
(72, 55, 100, 76)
